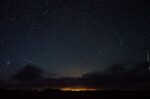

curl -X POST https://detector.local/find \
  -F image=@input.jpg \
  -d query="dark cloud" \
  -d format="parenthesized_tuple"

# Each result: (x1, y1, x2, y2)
(1, 62, 150, 90)
(81, 62, 150, 90)
(12, 63, 44, 82)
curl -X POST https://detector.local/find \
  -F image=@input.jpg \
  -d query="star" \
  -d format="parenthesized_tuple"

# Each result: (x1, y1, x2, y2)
(120, 39, 124, 46)
(6, 60, 11, 66)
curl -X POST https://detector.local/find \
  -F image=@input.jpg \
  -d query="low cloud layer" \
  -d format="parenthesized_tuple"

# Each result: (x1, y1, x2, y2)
(1, 62, 150, 90)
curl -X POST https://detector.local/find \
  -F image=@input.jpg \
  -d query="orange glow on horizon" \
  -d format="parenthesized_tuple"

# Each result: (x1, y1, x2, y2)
(60, 87, 98, 91)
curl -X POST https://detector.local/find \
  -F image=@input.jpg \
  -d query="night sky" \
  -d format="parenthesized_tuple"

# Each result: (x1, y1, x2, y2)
(0, 0, 150, 78)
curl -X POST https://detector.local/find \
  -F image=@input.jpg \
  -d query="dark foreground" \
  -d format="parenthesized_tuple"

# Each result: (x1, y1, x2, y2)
(0, 88, 149, 99)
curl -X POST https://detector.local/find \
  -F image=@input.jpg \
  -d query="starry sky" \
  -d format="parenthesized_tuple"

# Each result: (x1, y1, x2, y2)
(0, 0, 150, 77)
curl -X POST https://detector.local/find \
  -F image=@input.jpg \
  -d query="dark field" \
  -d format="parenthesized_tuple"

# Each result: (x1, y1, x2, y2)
(0, 88, 149, 99)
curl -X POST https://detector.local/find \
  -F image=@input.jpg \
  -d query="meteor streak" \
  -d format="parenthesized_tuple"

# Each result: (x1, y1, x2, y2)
(147, 50, 150, 71)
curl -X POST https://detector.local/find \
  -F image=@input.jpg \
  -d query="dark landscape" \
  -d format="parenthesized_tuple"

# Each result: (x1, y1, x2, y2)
(0, 88, 150, 99)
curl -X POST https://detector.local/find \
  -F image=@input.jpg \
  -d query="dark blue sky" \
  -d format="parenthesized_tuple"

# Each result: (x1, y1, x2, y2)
(0, 0, 150, 77)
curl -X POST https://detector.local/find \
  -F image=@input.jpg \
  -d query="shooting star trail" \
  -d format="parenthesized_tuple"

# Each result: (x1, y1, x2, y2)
(147, 50, 150, 71)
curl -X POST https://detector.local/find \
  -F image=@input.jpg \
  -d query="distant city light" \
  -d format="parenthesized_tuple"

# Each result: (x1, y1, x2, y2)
(60, 87, 98, 91)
